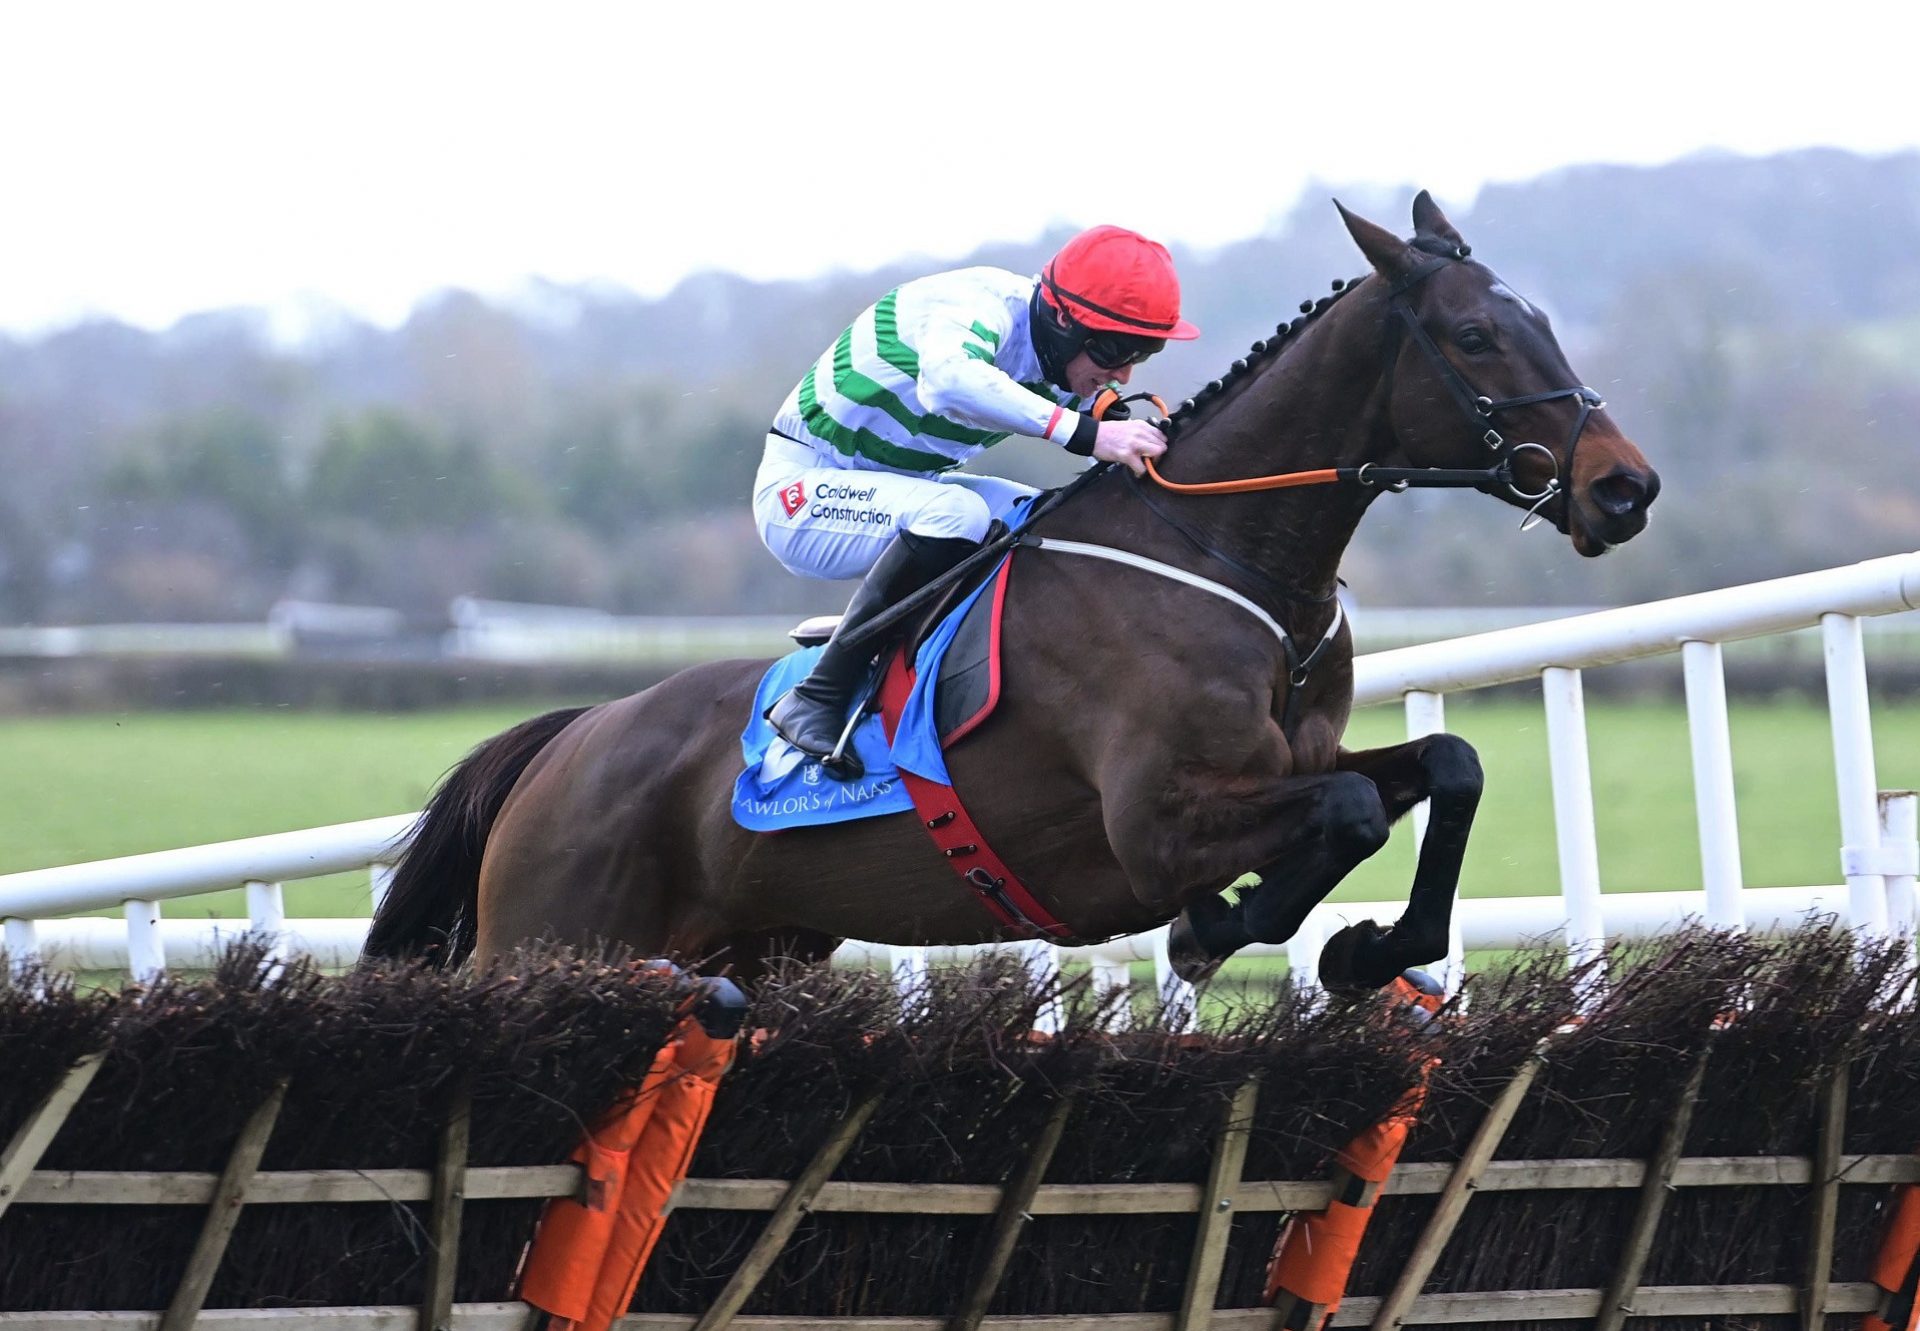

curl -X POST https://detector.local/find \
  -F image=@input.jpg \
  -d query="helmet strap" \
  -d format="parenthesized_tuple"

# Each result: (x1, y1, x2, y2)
(1029, 285, 1080, 390)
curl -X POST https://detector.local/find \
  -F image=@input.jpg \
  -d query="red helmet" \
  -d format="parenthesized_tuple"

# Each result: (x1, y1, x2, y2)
(1039, 225, 1200, 341)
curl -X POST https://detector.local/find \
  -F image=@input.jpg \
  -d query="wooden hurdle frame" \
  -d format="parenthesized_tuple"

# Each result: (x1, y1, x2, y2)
(1, 1047, 1908, 1331)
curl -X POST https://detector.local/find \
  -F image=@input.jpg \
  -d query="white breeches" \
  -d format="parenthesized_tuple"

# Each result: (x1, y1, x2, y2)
(752, 434, 1037, 581)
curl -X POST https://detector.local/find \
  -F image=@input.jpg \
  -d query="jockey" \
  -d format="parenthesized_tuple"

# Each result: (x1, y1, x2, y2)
(756, 223, 1200, 768)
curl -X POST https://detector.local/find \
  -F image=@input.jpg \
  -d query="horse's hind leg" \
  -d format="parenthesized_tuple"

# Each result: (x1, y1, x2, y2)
(1168, 771, 1391, 981)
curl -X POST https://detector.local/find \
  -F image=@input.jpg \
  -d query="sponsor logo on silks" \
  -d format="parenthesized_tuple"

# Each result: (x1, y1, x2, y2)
(800, 479, 894, 527)
(814, 481, 879, 502)
(802, 761, 822, 786)
(780, 481, 807, 517)
(809, 502, 895, 526)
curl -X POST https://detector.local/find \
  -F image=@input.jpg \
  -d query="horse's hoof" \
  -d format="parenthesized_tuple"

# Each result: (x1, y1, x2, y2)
(1318, 919, 1401, 994)
(1166, 910, 1227, 986)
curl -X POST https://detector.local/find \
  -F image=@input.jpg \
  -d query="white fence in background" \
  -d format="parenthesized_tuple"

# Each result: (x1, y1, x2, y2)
(4, 552, 1918, 1018)
(11, 598, 1920, 666)
(0, 622, 288, 658)
(444, 598, 805, 665)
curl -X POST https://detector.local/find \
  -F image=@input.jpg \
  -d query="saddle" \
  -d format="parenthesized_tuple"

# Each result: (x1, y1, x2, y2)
(787, 520, 1012, 747)
(734, 550, 1010, 834)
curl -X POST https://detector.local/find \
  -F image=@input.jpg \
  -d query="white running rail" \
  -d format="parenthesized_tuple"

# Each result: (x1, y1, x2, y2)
(5, 552, 1919, 1015)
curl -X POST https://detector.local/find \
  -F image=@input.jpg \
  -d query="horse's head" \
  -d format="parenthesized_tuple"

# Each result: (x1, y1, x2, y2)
(1339, 192, 1660, 556)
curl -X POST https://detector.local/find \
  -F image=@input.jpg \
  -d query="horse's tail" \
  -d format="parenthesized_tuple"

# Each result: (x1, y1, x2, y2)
(361, 705, 591, 968)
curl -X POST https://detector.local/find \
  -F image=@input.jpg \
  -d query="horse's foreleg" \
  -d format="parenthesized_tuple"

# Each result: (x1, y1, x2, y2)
(1164, 733, 1483, 988)
(1132, 770, 1392, 983)
(1316, 733, 1484, 990)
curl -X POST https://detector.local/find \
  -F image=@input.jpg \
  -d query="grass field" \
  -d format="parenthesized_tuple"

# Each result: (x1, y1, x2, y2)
(2, 696, 1916, 926)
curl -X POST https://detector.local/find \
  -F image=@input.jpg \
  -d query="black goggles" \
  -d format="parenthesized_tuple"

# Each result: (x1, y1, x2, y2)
(1081, 330, 1166, 370)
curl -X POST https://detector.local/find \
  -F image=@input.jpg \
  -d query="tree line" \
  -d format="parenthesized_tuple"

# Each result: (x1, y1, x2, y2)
(2, 147, 1916, 625)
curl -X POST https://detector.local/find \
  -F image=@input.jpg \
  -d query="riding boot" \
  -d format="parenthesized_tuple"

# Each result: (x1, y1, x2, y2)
(767, 529, 978, 777)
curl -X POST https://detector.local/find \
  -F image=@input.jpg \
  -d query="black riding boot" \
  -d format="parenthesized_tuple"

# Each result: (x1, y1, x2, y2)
(767, 529, 977, 777)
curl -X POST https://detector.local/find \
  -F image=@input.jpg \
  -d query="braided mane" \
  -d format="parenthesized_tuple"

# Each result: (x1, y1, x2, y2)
(1163, 273, 1369, 438)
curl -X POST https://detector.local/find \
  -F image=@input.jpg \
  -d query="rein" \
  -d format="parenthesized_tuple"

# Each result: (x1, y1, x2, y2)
(1141, 455, 1510, 496)
(1099, 389, 1520, 499)
(1111, 246, 1605, 523)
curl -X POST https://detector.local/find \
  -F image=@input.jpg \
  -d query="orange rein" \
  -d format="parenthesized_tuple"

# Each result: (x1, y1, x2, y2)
(1090, 386, 1349, 496)
(1141, 457, 1342, 495)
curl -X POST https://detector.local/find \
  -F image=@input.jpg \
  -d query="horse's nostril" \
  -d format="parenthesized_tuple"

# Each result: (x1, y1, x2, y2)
(1592, 470, 1653, 517)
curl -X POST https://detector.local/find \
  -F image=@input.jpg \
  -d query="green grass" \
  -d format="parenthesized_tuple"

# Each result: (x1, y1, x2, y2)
(0, 706, 543, 918)
(1, 698, 1915, 925)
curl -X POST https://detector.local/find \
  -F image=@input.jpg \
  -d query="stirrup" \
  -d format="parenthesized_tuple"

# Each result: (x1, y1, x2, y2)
(821, 701, 866, 781)
(824, 657, 896, 780)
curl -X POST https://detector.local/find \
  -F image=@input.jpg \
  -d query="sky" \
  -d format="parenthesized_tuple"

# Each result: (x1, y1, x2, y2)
(4, 0, 1917, 338)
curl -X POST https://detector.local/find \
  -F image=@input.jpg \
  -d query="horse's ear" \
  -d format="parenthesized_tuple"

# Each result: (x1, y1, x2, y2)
(1335, 199, 1414, 278)
(1411, 189, 1467, 249)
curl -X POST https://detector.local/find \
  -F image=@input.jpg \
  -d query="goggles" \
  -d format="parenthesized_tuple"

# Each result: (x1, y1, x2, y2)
(1081, 330, 1166, 370)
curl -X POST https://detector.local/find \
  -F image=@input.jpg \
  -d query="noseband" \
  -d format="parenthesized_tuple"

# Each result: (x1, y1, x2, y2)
(1385, 240, 1605, 528)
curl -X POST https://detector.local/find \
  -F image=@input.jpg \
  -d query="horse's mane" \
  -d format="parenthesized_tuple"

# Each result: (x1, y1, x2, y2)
(1163, 272, 1370, 439)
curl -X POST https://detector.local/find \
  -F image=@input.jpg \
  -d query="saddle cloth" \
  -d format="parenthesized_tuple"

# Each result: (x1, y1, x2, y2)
(729, 554, 1012, 833)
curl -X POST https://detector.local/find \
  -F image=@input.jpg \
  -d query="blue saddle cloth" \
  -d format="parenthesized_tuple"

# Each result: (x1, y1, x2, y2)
(730, 555, 1005, 833)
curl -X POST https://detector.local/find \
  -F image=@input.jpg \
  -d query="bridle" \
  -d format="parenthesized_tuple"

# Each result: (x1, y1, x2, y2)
(1132, 238, 1606, 532)
(1381, 237, 1605, 528)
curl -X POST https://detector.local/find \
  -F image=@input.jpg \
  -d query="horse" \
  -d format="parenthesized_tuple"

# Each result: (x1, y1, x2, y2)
(363, 192, 1659, 991)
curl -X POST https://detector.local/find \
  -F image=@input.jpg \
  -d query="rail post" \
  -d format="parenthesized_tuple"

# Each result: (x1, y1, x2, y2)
(1682, 639, 1746, 929)
(245, 880, 288, 965)
(1156, 927, 1197, 1032)
(3, 916, 37, 972)
(126, 899, 165, 983)
(1404, 689, 1464, 990)
(1286, 909, 1326, 993)
(1542, 667, 1606, 974)
(1881, 792, 1918, 954)
(1824, 613, 1891, 936)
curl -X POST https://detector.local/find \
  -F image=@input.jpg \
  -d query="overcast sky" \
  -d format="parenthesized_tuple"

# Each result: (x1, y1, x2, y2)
(4, 0, 1916, 336)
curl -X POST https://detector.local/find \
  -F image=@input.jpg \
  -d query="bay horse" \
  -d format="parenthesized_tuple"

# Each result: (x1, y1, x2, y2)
(363, 193, 1659, 991)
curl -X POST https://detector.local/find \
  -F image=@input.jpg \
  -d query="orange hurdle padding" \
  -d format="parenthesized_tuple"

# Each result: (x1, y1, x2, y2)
(583, 1025, 735, 1331)
(520, 1023, 736, 1331)
(1866, 1180, 1920, 1331)
(1265, 975, 1441, 1329)
(518, 1042, 678, 1322)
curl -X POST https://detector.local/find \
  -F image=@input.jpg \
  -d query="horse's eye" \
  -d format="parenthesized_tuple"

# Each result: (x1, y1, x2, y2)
(1456, 327, 1493, 354)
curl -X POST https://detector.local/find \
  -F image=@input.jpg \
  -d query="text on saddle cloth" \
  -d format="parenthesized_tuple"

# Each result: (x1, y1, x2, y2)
(729, 554, 1013, 833)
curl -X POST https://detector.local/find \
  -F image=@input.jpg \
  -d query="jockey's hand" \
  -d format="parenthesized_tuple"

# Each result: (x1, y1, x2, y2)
(1092, 420, 1168, 475)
